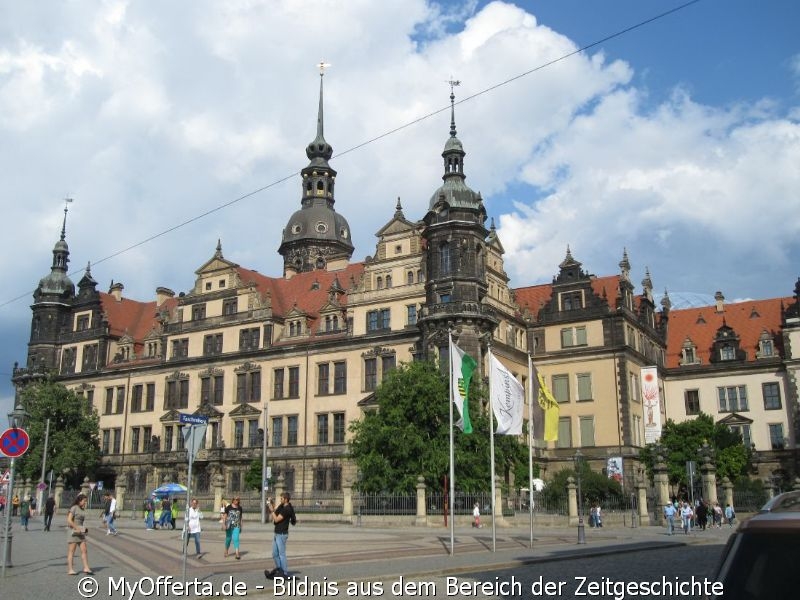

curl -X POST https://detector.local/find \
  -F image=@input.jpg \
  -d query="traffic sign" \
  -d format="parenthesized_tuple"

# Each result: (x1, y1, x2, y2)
(0, 469, 9, 483)
(0, 428, 30, 458)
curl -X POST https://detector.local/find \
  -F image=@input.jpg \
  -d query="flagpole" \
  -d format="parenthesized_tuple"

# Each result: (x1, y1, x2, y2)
(488, 346, 497, 553)
(527, 353, 535, 548)
(448, 331, 455, 556)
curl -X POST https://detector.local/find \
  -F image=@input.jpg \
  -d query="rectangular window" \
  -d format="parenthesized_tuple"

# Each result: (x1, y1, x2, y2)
(364, 358, 377, 392)
(201, 377, 212, 404)
(552, 374, 570, 403)
(768, 423, 785, 449)
(330, 466, 342, 491)
(76, 314, 90, 331)
(143, 426, 152, 452)
(214, 375, 224, 405)
(718, 385, 748, 412)
(236, 372, 259, 403)
(104, 388, 113, 414)
(239, 328, 260, 350)
(288, 367, 300, 398)
(146, 383, 155, 411)
(82, 344, 98, 371)
(209, 423, 219, 449)
(381, 355, 396, 382)
(115, 386, 125, 413)
(730, 424, 752, 448)
(287, 415, 298, 446)
(203, 333, 223, 356)
(763, 382, 782, 410)
(367, 308, 391, 331)
(334, 361, 347, 394)
(62, 347, 77, 374)
(579, 416, 595, 447)
(317, 413, 329, 445)
(685, 389, 700, 415)
(273, 369, 285, 399)
(556, 417, 572, 448)
(247, 419, 259, 447)
(191, 304, 206, 321)
(560, 291, 583, 311)
(102, 430, 110, 454)
(230, 472, 241, 492)
(407, 305, 417, 326)
(222, 297, 238, 316)
(132, 384, 143, 412)
(234, 421, 244, 449)
(560, 326, 587, 348)
(171, 338, 188, 359)
(271, 417, 283, 448)
(576, 373, 593, 401)
(318, 363, 330, 395)
(176, 425, 185, 451)
(314, 467, 326, 491)
(131, 427, 140, 454)
(333, 412, 346, 443)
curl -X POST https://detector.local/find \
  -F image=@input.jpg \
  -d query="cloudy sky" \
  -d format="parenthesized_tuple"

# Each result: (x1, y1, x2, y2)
(1, 0, 798, 418)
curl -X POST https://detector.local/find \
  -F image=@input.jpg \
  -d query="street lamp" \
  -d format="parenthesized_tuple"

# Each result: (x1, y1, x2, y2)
(259, 401, 269, 525)
(574, 450, 586, 544)
(2, 399, 31, 577)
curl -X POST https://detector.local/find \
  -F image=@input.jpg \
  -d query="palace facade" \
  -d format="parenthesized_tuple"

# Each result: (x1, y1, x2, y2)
(12, 75, 799, 499)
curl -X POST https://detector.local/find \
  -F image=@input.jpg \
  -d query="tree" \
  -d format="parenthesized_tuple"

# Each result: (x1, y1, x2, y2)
(16, 380, 101, 488)
(348, 360, 528, 493)
(541, 463, 623, 506)
(639, 413, 752, 491)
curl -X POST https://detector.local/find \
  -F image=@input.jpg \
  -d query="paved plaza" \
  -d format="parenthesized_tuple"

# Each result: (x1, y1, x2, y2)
(0, 513, 735, 598)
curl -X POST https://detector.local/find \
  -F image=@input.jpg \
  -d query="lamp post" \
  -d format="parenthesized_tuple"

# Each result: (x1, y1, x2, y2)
(2, 400, 31, 577)
(574, 450, 586, 544)
(259, 401, 269, 525)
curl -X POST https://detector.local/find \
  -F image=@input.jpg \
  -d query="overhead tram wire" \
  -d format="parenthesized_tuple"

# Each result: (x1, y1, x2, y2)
(0, 0, 702, 310)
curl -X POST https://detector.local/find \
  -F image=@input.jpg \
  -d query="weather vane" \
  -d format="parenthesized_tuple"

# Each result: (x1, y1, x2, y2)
(318, 61, 331, 76)
(447, 78, 461, 95)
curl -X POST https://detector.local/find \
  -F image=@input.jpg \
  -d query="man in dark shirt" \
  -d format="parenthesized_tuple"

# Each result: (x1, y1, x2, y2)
(44, 494, 57, 531)
(264, 492, 296, 579)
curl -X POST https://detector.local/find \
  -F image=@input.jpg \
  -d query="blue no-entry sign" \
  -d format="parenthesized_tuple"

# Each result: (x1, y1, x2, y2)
(0, 428, 30, 458)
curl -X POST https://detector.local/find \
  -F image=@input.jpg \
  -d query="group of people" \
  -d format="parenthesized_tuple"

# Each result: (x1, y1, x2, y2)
(54, 488, 299, 578)
(142, 495, 180, 530)
(0, 492, 57, 531)
(663, 498, 735, 535)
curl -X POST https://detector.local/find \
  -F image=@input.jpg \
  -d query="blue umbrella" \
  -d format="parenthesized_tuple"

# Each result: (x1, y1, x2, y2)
(151, 482, 188, 495)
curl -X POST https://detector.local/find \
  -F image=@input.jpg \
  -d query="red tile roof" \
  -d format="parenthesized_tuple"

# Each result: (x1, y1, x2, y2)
(665, 297, 792, 368)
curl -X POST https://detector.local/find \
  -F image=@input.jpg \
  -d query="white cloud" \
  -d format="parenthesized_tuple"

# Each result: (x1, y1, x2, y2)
(0, 0, 798, 399)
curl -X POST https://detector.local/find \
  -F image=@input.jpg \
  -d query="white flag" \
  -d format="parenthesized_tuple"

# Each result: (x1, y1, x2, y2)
(489, 353, 524, 435)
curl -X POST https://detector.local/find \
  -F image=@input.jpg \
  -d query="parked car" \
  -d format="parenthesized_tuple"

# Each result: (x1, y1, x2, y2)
(709, 491, 800, 598)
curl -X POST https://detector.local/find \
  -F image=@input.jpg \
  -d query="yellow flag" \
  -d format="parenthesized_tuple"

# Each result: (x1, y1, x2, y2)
(536, 372, 560, 442)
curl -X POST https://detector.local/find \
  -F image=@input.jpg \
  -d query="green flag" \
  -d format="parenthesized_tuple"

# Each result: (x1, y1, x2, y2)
(450, 338, 477, 434)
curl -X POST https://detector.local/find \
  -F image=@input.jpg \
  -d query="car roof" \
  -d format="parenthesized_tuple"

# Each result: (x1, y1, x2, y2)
(759, 490, 800, 513)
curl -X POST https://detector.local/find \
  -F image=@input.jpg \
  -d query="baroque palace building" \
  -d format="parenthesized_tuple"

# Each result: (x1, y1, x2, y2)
(12, 74, 800, 499)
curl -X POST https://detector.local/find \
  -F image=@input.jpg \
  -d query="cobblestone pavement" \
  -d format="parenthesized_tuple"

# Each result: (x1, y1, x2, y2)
(0, 513, 735, 599)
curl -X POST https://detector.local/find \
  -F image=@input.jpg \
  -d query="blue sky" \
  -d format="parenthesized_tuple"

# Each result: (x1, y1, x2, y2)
(1, 0, 798, 418)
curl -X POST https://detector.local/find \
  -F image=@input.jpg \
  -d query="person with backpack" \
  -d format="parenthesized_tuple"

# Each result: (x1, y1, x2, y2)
(264, 492, 297, 579)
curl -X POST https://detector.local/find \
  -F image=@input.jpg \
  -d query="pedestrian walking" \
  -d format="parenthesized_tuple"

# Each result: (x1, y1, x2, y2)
(106, 492, 118, 535)
(724, 503, 736, 527)
(264, 492, 297, 579)
(663, 502, 676, 535)
(185, 498, 203, 557)
(171, 497, 179, 529)
(12, 494, 20, 516)
(223, 496, 243, 559)
(680, 502, 694, 535)
(44, 494, 57, 532)
(472, 502, 481, 528)
(20, 495, 31, 531)
(66, 493, 93, 575)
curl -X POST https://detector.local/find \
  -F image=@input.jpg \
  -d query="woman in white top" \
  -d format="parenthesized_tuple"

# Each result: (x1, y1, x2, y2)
(186, 498, 203, 557)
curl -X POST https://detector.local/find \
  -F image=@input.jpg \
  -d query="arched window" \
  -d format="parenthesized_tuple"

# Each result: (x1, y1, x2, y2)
(376, 276, 383, 289)
(386, 275, 392, 288)
(407, 271, 414, 285)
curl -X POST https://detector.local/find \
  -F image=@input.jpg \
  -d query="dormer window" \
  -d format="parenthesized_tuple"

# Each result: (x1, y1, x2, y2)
(680, 338, 699, 366)
(288, 320, 303, 337)
(560, 291, 583, 311)
(720, 346, 736, 361)
(76, 314, 90, 331)
(757, 331, 775, 358)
